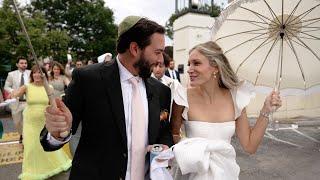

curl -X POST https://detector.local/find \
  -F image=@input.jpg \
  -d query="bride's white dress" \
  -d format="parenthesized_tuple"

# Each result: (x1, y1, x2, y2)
(170, 81, 255, 180)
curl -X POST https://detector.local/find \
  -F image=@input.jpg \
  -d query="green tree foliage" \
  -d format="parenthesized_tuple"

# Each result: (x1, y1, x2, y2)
(165, 4, 221, 40)
(0, 0, 20, 73)
(0, 0, 71, 74)
(164, 46, 173, 58)
(30, 0, 117, 60)
(165, 13, 180, 40)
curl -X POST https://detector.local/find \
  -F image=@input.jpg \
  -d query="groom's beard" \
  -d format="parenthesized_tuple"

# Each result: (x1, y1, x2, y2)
(134, 54, 152, 79)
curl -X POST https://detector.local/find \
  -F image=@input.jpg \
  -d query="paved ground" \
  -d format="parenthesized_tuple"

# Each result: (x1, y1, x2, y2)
(235, 123, 320, 180)
(1, 113, 320, 180)
(0, 113, 70, 180)
(0, 114, 22, 180)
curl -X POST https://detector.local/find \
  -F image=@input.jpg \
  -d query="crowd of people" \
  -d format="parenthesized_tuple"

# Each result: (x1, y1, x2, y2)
(0, 15, 282, 180)
(10, 65, 72, 179)
(0, 56, 110, 179)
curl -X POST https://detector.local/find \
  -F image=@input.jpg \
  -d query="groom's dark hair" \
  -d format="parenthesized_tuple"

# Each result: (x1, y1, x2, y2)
(116, 18, 165, 53)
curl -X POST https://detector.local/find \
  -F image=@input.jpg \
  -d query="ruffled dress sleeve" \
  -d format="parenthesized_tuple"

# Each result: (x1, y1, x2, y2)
(231, 81, 256, 119)
(170, 80, 189, 120)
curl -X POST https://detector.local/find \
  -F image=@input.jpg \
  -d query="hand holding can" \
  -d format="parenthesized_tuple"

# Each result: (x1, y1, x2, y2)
(147, 144, 169, 164)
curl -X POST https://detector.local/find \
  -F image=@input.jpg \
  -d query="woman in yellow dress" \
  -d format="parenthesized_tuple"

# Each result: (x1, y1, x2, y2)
(13, 65, 71, 180)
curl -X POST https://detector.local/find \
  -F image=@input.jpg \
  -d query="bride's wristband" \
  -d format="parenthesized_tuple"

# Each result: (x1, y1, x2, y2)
(260, 110, 270, 120)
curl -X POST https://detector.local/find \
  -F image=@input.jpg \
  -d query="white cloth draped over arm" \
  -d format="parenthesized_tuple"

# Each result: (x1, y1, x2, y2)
(151, 138, 240, 180)
(0, 98, 17, 107)
(173, 138, 240, 180)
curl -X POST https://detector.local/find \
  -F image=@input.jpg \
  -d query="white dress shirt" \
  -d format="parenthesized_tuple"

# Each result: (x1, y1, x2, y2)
(117, 57, 149, 180)
(151, 73, 174, 88)
(47, 56, 149, 180)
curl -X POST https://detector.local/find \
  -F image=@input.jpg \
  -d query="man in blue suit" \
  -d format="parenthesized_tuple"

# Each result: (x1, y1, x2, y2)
(165, 58, 181, 82)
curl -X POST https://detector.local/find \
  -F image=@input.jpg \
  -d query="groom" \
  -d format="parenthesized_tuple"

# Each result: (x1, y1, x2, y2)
(40, 16, 173, 179)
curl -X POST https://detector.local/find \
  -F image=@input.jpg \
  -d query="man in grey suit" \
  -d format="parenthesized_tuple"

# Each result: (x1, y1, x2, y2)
(4, 56, 31, 141)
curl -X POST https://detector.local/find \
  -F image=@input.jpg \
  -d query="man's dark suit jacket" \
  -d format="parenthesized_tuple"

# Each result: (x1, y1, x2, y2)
(40, 60, 173, 180)
(165, 69, 180, 82)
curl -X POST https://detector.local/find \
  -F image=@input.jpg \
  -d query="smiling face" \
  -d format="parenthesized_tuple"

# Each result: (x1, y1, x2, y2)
(134, 32, 165, 78)
(30, 65, 48, 83)
(52, 65, 61, 76)
(187, 49, 218, 87)
(32, 69, 42, 83)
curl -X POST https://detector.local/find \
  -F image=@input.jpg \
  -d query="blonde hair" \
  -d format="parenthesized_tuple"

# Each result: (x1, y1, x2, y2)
(189, 41, 239, 89)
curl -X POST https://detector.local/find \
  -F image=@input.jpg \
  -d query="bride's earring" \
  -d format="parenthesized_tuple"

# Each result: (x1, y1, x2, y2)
(213, 72, 217, 79)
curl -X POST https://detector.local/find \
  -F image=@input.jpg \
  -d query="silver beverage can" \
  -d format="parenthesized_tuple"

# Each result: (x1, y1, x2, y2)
(150, 144, 163, 164)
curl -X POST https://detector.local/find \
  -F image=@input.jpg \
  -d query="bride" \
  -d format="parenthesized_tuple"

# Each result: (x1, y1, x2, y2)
(170, 41, 282, 180)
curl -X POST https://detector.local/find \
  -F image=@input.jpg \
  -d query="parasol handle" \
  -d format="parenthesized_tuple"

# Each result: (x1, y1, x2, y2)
(43, 74, 69, 137)
(269, 87, 279, 131)
(12, 0, 69, 137)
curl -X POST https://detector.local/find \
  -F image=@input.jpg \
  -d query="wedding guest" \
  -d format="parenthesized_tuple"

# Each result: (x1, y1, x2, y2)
(13, 65, 71, 179)
(4, 56, 30, 142)
(165, 58, 180, 82)
(49, 61, 70, 98)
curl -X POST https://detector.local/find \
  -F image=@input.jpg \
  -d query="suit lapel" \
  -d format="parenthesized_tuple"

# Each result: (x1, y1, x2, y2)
(99, 61, 161, 146)
(100, 60, 127, 148)
(145, 78, 160, 144)
(14, 71, 20, 89)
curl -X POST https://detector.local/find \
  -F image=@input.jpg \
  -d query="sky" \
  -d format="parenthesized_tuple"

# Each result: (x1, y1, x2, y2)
(104, 0, 175, 26)
(104, 0, 227, 45)
(105, 0, 228, 25)
(1, 0, 228, 45)
(104, 0, 175, 45)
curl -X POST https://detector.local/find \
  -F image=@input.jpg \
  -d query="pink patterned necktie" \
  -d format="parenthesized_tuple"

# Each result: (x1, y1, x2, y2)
(129, 77, 146, 180)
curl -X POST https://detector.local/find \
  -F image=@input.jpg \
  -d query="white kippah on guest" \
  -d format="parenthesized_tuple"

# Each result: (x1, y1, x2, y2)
(97, 53, 112, 63)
